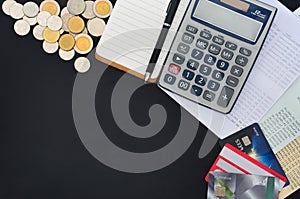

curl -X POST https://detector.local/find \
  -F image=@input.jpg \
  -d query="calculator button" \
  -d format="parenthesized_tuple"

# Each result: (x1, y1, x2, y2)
(173, 54, 185, 64)
(178, 80, 190, 91)
(207, 80, 220, 91)
(191, 85, 203, 97)
(191, 49, 204, 60)
(212, 36, 224, 45)
(221, 49, 234, 60)
(187, 59, 199, 70)
(168, 64, 181, 75)
(186, 25, 198, 34)
(177, 43, 190, 54)
(200, 30, 212, 40)
(195, 75, 207, 86)
(217, 86, 234, 108)
(208, 44, 221, 55)
(164, 74, 176, 85)
(230, 65, 243, 77)
(225, 41, 237, 50)
(239, 47, 252, 56)
(182, 69, 195, 81)
(182, 33, 194, 44)
(203, 90, 215, 102)
(235, 55, 248, 66)
(196, 39, 208, 50)
(199, 64, 212, 76)
(204, 54, 216, 65)
(217, 60, 229, 71)
(212, 70, 224, 81)
(226, 76, 239, 87)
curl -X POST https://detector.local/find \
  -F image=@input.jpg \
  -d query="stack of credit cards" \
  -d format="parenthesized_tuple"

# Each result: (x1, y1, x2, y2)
(206, 123, 289, 198)
(219, 123, 289, 186)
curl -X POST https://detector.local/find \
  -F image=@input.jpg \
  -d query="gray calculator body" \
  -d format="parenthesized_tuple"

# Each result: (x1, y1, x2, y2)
(158, 0, 277, 113)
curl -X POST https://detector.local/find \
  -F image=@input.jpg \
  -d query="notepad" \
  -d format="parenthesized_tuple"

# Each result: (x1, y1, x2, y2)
(95, 0, 190, 82)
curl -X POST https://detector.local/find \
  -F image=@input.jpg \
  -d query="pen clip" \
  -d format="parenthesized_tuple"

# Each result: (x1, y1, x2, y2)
(166, 0, 173, 14)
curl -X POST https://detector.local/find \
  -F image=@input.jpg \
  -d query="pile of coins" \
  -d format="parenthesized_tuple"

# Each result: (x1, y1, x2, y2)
(2, 0, 113, 73)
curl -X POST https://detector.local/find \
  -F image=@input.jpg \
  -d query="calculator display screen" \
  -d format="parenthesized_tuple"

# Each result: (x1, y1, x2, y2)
(192, 0, 271, 43)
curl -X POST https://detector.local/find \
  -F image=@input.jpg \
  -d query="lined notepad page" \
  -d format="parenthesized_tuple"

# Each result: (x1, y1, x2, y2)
(96, 0, 171, 78)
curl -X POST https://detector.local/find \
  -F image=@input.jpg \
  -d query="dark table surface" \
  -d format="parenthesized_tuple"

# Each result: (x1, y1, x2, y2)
(1, 0, 299, 198)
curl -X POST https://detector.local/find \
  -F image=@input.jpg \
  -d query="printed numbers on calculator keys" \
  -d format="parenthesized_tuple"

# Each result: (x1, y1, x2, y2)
(158, 0, 277, 114)
(161, 25, 254, 112)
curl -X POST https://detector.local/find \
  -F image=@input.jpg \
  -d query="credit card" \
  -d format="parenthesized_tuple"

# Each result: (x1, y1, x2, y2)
(207, 171, 280, 199)
(219, 123, 289, 186)
(205, 144, 287, 189)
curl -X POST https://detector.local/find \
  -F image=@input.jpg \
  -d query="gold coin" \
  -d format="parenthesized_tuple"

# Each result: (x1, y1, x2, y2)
(59, 34, 75, 51)
(67, 16, 85, 34)
(94, 0, 112, 18)
(42, 27, 60, 43)
(74, 34, 93, 54)
(40, 0, 60, 15)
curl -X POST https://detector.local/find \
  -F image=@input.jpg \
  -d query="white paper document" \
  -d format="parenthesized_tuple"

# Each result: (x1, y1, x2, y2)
(162, 0, 300, 139)
(294, 6, 300, 17)
(259, 76, 300, 154)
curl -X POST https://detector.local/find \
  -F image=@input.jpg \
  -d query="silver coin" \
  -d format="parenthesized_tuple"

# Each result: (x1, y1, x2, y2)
(2, 0, 17, 16)
(82, 27, 88, 34)
(61, 13, 73, 32)
(67, 0, 86, 15)
(82, 1, 95, 19)
(42, 41, 59, 54)
(87, 18, 106, 37)
(33, 25, 46, 40)
(59, 49, 75, 61)
(14, 19, 30, 36)
(74, 57, 91, 73)
(37, 11, 51, 26)
(23, 1, 39, 18)
(23, 16, 37, 26)
(47, 15, 62, 31)
(10, 3, 24, 19)
(60, 7, 69, 17)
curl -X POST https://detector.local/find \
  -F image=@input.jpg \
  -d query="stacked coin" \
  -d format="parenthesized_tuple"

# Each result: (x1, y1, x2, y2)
(2, 0, 113, 73)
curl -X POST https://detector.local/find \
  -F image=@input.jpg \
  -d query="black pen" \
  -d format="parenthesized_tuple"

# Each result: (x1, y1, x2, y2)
(144, 0, 181, 82)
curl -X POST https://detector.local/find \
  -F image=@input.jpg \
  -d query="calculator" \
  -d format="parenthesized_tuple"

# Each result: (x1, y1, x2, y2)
(158, 0, 277, 113)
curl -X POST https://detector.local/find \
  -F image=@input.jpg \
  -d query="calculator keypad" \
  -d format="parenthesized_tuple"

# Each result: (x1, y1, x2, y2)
(160, 24, 256, 113)
(177, 43, 190, 54)
(218, 86, 234, 108)
(173, 54, 185, 64)
(187, 59, 199, 70)
(196, 39, 208, 49)
(186, 25, 198, 34)
(200, 30, 212, 40)
(212, 36, 224, 45)
(164, 74, 176, 85)
(191, 49, 204, 60)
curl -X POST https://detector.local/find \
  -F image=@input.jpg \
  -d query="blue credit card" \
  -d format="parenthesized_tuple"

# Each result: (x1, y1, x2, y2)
(219, 123, 289, 186)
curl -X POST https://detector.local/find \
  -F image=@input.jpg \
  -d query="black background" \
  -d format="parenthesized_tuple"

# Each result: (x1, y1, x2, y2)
(0, 0, 299, 198)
